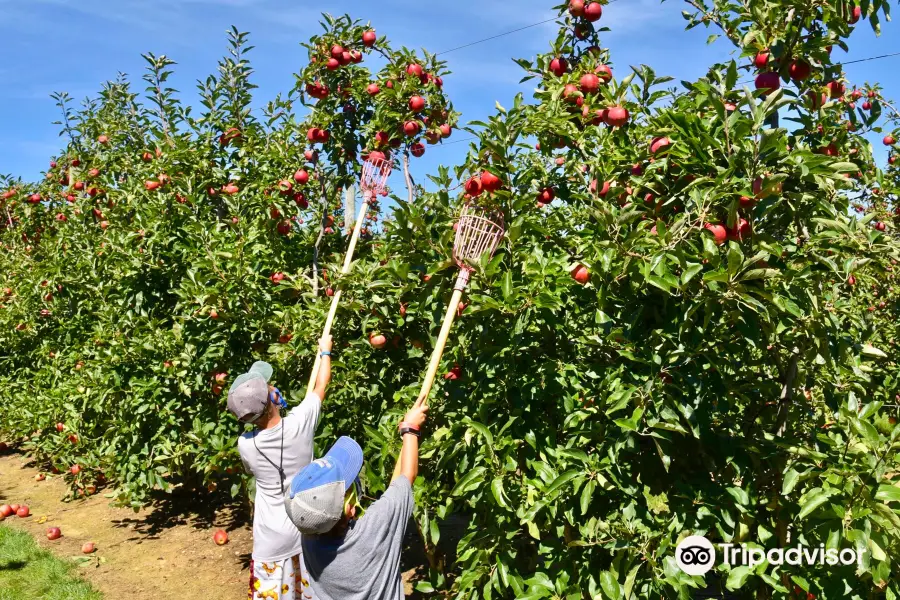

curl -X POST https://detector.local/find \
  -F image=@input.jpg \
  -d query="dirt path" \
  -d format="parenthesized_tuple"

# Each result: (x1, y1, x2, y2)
(0, 451, 252, 599)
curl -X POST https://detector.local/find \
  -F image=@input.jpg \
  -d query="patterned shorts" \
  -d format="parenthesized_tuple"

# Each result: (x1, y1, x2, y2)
(248, 554, 315, 600)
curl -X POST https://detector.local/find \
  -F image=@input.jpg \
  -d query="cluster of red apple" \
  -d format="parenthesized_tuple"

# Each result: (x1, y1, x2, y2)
(0, 502, 30, 520)
(368, 62, 453, 160)
(567, 0, 603, 40)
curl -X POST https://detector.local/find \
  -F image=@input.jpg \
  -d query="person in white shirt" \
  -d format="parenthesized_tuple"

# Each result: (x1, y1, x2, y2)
(227, 336, 332, 600)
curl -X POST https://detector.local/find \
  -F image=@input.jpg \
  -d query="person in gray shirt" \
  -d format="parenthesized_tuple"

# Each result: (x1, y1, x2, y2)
(283, 397, 429, 600)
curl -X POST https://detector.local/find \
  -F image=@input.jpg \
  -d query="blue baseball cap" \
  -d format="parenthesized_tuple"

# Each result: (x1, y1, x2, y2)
(284, 437, 364, 534)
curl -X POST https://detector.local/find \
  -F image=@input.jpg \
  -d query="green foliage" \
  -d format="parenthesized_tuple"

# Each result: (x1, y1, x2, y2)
(2, 3, 900, 599)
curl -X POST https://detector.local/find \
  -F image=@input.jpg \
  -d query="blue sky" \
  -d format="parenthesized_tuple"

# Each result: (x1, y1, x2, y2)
(1, 0, 898, 186)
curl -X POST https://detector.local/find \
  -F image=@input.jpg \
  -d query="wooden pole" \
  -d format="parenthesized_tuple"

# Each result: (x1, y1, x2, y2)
(305, 193, 370, 395)
(415, 270, 469, 405)
(344, 184, 356, 236)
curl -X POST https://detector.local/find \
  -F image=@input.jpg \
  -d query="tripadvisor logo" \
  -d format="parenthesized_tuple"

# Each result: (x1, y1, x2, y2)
(675, 535, 864, 576)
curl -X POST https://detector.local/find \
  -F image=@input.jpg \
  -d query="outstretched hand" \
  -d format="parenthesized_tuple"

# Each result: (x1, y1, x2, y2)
(403, 399, 429, 430)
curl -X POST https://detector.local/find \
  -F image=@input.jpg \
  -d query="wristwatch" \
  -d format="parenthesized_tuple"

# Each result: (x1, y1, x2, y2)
(398, 421, 420, 437)
(319, 350, 332, 357)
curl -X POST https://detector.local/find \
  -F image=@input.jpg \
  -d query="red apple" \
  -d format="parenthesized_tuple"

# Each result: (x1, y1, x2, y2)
(403, 121, 421, 137)
(56, 422, 65, 432)
(755, 72, 780, 95)
(481, 171, 502, 193)
(569, 0, 585, 16)
(826, 81, 845, 99)
(595, 64, 613, 82)
(411, 143, 426, 157)
(884, 135, 896, 146)
(409, 96, 426, 112)
(788, 59, 811, 81)
(97, 135, 109, 144)
(606, 106, 629, 127)
(0, 505, 12, 518)
(294, 169, 310, 184)
(571, 264, 590, 284)
(583, 1, 602, 21)
(277, 220, 292, 235)
(369, 333, 387, 348)
(464, 176, 483, 197)
(875, 222, 886, 232)
(848, 275, 856, 286)
(444, 364, 462, 380)
(754, 52, 769, 68)
(538, 188, 555, 203)
(82, 542, 96, 554)
(650, 136, 671, 154)
(210, 309, 219, 319)
(325, 288, 334, 297)
(704, 223, 727, 245)
(223, 184, 239, 195)
(549, 57, 568, 77)
(71, 464, 81, 475)
(849, 5, 862, 23)
(362, 30, 376, 47)
(728, 218, 752, 241)
(35, 473, 45, 481)
(580, 73, 600, 94)
(144, 180, 160, 191)
(406, 63, 423, 78)
(47, 527, 62, 540)
(16, 505, 29, 518)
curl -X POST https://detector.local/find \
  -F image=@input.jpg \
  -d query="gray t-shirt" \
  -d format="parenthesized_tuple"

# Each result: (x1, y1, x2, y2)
(302, 476, 413, 600)
(238, 392, 320, 561)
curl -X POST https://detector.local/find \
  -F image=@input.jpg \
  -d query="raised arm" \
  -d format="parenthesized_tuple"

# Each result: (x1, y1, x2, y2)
(391, 398, 428, 485)
(313, 335, 332, 403)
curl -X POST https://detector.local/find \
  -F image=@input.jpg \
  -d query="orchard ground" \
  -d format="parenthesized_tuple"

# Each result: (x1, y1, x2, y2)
(0, 448, 437, 598)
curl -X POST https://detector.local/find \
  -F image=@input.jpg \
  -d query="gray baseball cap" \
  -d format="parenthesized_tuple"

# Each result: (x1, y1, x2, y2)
(226, 361, 273, 423)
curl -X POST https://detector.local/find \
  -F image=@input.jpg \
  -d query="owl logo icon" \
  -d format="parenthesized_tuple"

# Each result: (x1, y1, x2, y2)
(676, 535, 716, 576)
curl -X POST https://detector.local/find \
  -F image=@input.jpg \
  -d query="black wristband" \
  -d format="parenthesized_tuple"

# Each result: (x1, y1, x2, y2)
(399, 427, 420, 438)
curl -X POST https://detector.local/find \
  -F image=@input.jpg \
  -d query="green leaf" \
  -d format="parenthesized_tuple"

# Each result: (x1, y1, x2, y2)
(782, 468, 800, 496)
(861, 344, 888, 358)
(681, 263, 704, 285)
(726, 566, 753, 591)
(580, 479, 596, 515)
(875, 484, 900, 503)
(501, 270, 514, 301)
(492, 477, 510, 509)
(797, 488, 832, 520)
(451, 466, 487, 496)
(599, 571, 621, 599)
(545, 470, 581, 495)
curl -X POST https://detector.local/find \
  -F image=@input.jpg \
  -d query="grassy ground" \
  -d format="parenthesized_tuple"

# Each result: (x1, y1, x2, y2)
(0, 524, 102, 600)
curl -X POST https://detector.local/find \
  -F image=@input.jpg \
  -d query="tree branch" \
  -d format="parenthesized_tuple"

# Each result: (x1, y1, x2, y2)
(775, 350, 800, 438)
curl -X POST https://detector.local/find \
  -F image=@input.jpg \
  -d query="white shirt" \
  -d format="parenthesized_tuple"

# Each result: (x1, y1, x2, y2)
(238, 392, 321, 561)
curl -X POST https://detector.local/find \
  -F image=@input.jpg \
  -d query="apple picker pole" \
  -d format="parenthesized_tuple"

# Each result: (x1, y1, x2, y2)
(414, 203, 505, 407)
(305, 156, 392, 395)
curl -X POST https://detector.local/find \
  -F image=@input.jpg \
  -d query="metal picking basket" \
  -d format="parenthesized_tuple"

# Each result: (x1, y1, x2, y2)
(452, 203, 505, 272)
(361, 157, 392, 199)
